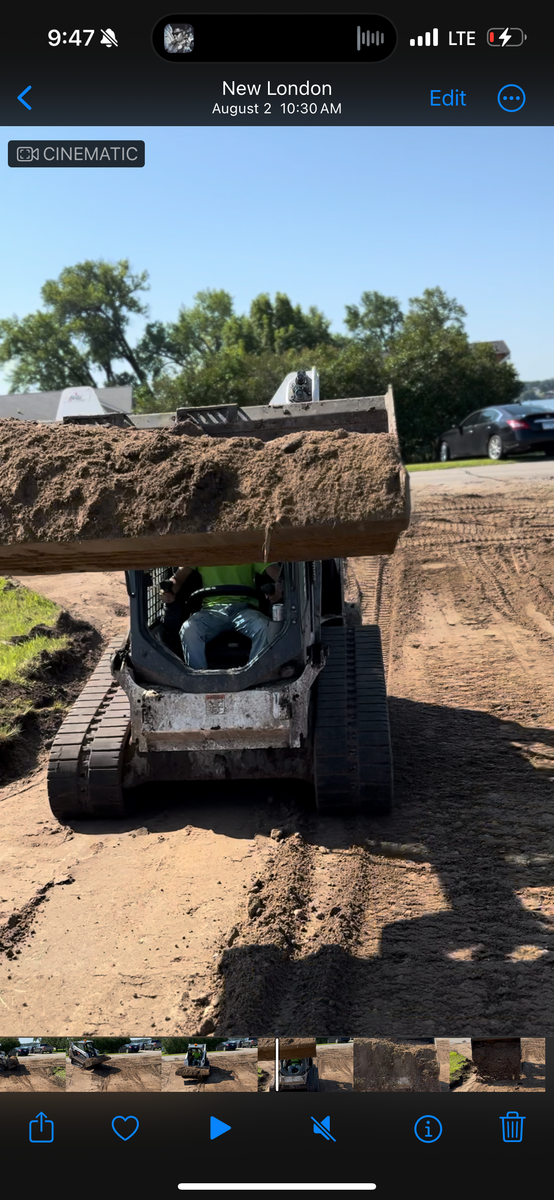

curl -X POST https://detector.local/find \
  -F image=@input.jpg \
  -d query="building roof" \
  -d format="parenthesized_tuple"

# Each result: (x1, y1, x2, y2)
(0, 386, 133, 421)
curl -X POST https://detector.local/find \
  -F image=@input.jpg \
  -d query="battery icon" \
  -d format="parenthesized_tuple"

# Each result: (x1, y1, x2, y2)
(487, 27, 526, 46)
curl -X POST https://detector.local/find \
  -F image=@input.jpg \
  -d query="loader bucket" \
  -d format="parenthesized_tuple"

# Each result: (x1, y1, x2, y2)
(175, 1064, 210, 1079)
(258, 1038, 317, 1062)
(0, 388, 410, 574)
(82, 1054, 111, 1069)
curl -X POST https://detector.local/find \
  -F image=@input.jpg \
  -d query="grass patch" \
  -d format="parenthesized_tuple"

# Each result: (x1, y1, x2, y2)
(406, 453, 552, 472)
(0, 635, 69, 685)
(52, 1066, 66, 1080)
(0, 577, 59, 639)
(449, 1050, 472, 1087)
(0, 578, 70, 745)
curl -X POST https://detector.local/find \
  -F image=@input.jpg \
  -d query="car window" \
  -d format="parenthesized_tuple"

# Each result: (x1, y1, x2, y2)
(481, 408, 500, 421)
(521, 399, 554, 411)
(461, 411, 481, 428)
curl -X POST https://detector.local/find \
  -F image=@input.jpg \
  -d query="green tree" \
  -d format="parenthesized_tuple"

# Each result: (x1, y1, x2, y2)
(0, 311, 96, 391)
(0, 259, 153, 394)
(41, 259, 151, 386)
(386, 297, 521, 461)
(80, 1036, 130, 1053)
(402, 285, 466, 335)
(162, 288, 236, 367)
(0, 1037, 20, 1054)
(224, 292, 332, 355)
(344, 290, 404, 349)
(140, 339, 385, 414)
(162, 1037, 226, 1054)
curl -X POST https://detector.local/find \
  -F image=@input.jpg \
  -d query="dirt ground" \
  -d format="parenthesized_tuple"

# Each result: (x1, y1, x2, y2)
(66, 1052, 161, 1091)
(0, 1053, 65, 1091)
(162, 1048, 257, 1091)
(316, 1043, 353, 1091)
(1, 471, 554, 1033)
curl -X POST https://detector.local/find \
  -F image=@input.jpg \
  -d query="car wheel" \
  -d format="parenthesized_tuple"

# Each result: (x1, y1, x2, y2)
(487, 435, 504, 460)
(439, 442, 451, 462)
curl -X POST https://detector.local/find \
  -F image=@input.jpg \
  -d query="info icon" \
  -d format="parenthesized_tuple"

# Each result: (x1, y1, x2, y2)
(414, 1114, 442, 1143)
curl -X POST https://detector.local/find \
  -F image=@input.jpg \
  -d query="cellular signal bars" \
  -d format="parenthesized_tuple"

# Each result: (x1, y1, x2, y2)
(410, 29, 439, 47)
(357, 27, 385, 49)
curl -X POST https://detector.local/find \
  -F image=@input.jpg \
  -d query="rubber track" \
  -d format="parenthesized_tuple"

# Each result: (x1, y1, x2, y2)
(314, 625, 393, 814)
(47, 638, 131, 820)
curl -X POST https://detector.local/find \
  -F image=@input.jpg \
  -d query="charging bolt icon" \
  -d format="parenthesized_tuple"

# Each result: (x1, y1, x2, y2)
(487, 28, 526, 47)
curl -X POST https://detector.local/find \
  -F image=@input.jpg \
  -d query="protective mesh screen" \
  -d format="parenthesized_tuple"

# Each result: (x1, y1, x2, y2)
(146, 567, 174, 627)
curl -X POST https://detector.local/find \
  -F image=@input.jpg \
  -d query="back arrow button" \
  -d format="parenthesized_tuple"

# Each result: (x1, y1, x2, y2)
(17, 86, 32, 110)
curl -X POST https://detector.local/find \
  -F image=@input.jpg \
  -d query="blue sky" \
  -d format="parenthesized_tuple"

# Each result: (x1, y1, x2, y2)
(2, 124, 553, 382)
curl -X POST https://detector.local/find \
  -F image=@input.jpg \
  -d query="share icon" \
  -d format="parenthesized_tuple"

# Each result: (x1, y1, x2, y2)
(311, 1115, 336, 1141)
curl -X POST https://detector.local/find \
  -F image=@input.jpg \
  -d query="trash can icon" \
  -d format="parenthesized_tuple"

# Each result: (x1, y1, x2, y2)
(500, 1112, 525, 1142)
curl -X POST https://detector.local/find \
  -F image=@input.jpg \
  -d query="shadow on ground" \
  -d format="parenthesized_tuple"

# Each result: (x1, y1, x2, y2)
(207, 696, 554, 1033)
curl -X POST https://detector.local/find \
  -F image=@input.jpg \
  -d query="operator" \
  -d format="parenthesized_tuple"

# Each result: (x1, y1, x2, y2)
(160, 562, 283, 670)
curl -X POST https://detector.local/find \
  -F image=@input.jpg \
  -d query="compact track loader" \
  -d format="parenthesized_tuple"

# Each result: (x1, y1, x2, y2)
(68, 1040, 111, 1069)
(259, 1037, 319, 1091)
(45, 371, 410, 821)
(175, 1043, 210, 1081)
(0, 1049, 20, 1070)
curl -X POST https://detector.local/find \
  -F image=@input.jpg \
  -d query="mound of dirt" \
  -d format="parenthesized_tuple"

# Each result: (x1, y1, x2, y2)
(0, 420, 407, 545)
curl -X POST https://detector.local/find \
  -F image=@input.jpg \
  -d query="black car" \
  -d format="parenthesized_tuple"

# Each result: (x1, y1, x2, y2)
(439, 404, 554, 461)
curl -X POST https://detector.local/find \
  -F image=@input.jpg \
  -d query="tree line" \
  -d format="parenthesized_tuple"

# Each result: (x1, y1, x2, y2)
(0, 260, 521, 462)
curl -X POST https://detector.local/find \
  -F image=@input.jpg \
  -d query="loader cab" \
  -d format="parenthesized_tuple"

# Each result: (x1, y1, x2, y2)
(124, 559, 344, 694)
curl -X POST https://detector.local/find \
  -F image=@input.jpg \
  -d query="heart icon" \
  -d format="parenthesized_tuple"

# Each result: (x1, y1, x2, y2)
(111, 1115, 139, 1141)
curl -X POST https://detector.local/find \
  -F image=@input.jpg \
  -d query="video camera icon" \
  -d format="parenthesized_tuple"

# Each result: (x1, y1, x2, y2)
(16, 146, 39, 162)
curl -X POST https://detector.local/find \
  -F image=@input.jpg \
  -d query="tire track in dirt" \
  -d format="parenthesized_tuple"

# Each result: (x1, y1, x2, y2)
(349, 556, 393, 673)
(0, 1064, 65, 1091)
(66, 1060, 161, 1091)
(202, 833, 450, 1034)
(208, 486, 554, 1034)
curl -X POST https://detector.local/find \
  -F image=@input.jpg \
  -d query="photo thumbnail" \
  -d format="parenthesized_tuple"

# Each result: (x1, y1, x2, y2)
(164, 23, 194, 54)
(66, 1037, 161, 1091)
(162, 1037, 258, 1091)
(353, 1038, 443, 1092)
(258, 1038, 353, 1092)
(0, 1038, 66, 1090)
(437, 1037, 546, 1092)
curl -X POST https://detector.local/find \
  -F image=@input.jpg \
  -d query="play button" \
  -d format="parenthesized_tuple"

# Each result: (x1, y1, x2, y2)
(210, 1116, 231, 1140)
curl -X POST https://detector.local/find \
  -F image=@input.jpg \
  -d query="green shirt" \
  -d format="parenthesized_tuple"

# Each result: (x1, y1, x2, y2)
(194, 563, 275, 608)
